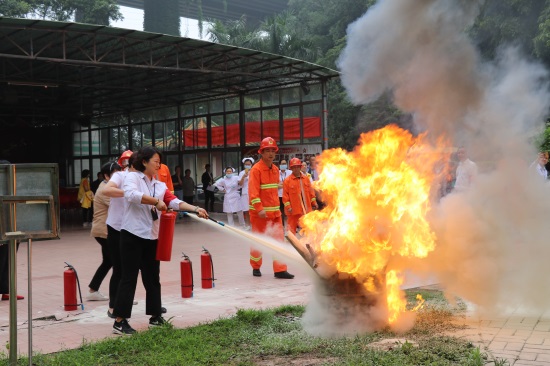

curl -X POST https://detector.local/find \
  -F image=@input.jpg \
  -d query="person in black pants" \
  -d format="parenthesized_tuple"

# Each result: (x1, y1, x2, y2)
(201, 163, 215, 212)
(87, 161, 121, 302)
(112, 146, 208, 335)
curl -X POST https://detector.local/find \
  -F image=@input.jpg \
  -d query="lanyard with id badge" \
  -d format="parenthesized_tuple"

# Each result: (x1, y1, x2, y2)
(146, 178, 159, 221)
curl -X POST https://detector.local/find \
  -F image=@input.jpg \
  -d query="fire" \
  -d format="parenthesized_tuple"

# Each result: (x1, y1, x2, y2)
(301, 125, 446, 324)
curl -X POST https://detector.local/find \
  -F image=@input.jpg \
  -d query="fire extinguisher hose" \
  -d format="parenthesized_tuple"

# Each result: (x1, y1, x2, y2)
(64, 262, 85, 310)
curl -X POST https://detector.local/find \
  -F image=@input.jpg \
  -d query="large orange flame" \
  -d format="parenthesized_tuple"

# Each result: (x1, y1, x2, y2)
(301, 125, 446, 324)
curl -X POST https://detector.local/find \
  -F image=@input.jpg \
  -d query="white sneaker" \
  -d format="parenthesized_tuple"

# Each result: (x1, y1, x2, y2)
(86, 291, 108, 301)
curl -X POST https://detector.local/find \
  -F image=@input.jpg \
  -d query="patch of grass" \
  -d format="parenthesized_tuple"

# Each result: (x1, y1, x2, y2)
(3, 291, 478, 366)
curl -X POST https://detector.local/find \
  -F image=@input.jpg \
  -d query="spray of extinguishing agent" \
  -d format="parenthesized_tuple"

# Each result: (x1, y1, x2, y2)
(201, 246, 215, 289)
(63, 262, 84, 311)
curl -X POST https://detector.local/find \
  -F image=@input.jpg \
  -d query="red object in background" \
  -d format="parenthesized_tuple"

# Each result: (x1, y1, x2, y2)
(201, 247, 215, 289)
(183, 117, 321, 147)
(180, 253, 194, 298)
(156, 211, 177, 261)
(64, 267, 77, 311)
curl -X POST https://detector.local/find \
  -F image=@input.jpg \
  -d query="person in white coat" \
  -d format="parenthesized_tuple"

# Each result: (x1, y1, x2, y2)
(215, 167, 246, 228)
(238, 157, 254, 228)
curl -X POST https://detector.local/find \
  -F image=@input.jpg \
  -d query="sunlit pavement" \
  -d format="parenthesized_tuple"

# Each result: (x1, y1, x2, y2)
(1, 215, 550, 365)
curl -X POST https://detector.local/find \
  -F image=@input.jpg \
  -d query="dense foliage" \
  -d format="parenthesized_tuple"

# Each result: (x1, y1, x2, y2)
(0, 0, 122, 25)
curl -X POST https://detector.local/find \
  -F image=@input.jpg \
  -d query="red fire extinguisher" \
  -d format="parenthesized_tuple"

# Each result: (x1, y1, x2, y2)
(180, 253, 194, 298)
(64, 262, 84, 311)
(156, 210, 177, 261)
(201, 246, 215, 289)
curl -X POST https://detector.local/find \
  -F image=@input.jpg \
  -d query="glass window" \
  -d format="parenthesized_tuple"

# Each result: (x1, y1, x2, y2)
(120, 126, 129, 151)
(73, 132, 82, 156)
(196, 102, 208, 115)
(210, 151, 223, 179)
(225, 97, 240, 111)
(211, 115, 224, 148)
(303, 103, 322, 143)
(262, 90, 279, 107)
(195, 117, 208, 149)
(302, 83, 322, 102)
(91, 130, 100, 156)
(81, 131, 90, 156)
(183, 118, 194, 151)
(182, 104, 194, 117)
(164, 154, 178, 175)
(110, 127, 119, 155)
(165, 121, 177, 151)
(142, 123, 153, 147)
(92, 159, 101, 178)
(183, 154, 196, 184)
(100, 129, 109, 155)
(245, 111, 261, 146)
(154, 123, 165, 150)
(210, 99, 224, 114)
(282, 106, 300, 144)
(262, 108, 280, 141)
(244, 93, 261, 109)
(74, 160, 82, 186)
(282, 87, 300, 104)
(224, 151, 240, 173)
(132, 124, 143, 149)
(226, 113, 240, 148)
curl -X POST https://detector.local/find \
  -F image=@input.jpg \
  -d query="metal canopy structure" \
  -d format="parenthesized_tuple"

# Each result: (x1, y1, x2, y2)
(0, 18, 338, 128)
(118, 0, 288, 25)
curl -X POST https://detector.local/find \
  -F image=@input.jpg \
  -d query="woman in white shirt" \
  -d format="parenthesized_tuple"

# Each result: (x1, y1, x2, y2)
(216, 167, 246, 228)
(111, 146, 207, 335)
(238, 157, 253, 226)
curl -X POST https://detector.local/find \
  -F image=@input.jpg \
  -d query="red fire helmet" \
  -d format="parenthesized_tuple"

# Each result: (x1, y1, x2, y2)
(118, 150, 133, 167)
(258, 137, 279, 153)
(289, 157, 302, 168)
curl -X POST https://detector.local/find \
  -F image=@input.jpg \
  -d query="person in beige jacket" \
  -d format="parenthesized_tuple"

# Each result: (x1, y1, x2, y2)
(87, 161, 122, 301)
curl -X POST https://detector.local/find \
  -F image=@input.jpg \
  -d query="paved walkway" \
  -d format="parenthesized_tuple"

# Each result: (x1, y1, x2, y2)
(0, 214, 549, 365)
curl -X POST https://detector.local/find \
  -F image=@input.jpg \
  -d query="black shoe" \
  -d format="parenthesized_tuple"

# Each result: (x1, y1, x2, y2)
(107, 310, 115, 319)
(112, 319, 136, 335)
(149, 316, 167, 327)
(253, 269, 262, 277)
(161, 306, 167, 314)
(274, 271, 295, 279)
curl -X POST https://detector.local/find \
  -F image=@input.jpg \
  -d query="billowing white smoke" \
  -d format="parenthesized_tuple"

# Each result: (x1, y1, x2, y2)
(337, 0, 550, 314)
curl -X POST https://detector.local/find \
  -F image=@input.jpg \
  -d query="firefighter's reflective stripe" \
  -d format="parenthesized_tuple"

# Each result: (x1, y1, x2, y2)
(250, 254, 262, 262)
(284, 201, 290, 207)
(249, 205, 278, 212)
(251, 198, 261, 205)
(311, 197, 317, 202)
(260, 184, 278, 189)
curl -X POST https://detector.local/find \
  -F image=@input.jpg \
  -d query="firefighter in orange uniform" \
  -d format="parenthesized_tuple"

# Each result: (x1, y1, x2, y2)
(156, 163, 174, 193)
(249, 137, 294, 279)
(283, 158, 318, 234)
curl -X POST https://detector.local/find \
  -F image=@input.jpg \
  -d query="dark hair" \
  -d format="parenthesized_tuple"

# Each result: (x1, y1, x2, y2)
(225, 166, 234, 173)
(101, 161, 121, 178)
(128, 152, 138, 169)
(81, 169, 90, 178)
(185, 169, 191, 174)
(205, 164, 210, 169)
(134, 146, 162, 172)
(175, 165, 181, 170)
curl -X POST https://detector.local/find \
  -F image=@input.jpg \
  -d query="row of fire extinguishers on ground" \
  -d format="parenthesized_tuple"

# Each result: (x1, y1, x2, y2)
(64, 210, 215, 310)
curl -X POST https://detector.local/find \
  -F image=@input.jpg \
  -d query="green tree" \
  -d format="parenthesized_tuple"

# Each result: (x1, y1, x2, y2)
(0, 0, 32, 17)
(0, 0, 122, 25)
(144, 0, 180, 36)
